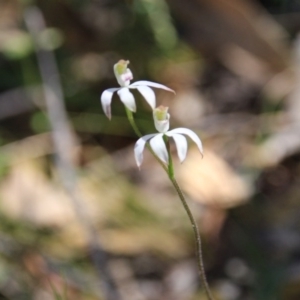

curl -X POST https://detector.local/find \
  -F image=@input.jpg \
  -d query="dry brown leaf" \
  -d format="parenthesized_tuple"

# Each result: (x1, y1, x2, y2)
(178, 148, 252, 208)
(0, 160, 76, 227)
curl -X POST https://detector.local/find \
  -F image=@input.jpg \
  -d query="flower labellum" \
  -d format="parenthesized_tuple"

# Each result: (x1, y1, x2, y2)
(113, 60, 133, 87)
(100, 59, 175, 119)
(153, 105, 170, 133)
(153, 105, 168, 121)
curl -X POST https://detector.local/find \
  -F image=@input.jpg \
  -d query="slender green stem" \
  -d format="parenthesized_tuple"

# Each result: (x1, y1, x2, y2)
(164, 134, 215, 300)
(125, 108, 143, 137)
(169, 177, 215, 300)
(126, 108, 215, 300)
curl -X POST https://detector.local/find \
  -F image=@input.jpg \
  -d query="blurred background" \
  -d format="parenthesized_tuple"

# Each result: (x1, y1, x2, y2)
(1, 0, 300, 299)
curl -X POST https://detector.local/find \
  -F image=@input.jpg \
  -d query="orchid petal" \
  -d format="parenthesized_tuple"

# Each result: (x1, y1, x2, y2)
(168, 128, 203, 156)
(100, 88, 119, 119)
(149, 133, 168, 164)
(134, 134, 157, 168)
(117, 88, 136, 112)
(131, 81, 175, 93)
(135, 85, 156, 109)
(167, 133, 187, 163)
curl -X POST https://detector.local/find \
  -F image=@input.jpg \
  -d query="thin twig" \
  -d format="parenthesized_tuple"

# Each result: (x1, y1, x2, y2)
(24, 6, 122, 300)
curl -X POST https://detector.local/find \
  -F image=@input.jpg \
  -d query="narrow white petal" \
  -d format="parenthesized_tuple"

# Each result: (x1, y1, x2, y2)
(131, 80, 175, 93)
(149, 134, 168, 164)
(135, 86, 156, 109)
(168, 133, 188, 163)
(117, 88, 136, 112)
(168, 128, 203, 156)
(100, 88, 119, 119)
(134, 134, 157, 168)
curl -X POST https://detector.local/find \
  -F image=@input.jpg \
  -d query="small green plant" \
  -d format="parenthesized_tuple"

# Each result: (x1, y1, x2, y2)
(100, 60, 215, 300)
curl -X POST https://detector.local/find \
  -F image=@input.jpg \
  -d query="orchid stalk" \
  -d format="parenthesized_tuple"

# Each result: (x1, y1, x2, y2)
(133, 106, 215, 300)
(100, 61, 215, 300)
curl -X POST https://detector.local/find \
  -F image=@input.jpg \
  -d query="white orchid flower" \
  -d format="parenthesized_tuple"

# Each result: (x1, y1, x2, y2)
(100, 60, 174, 119)
(134, 106, 203, 168)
